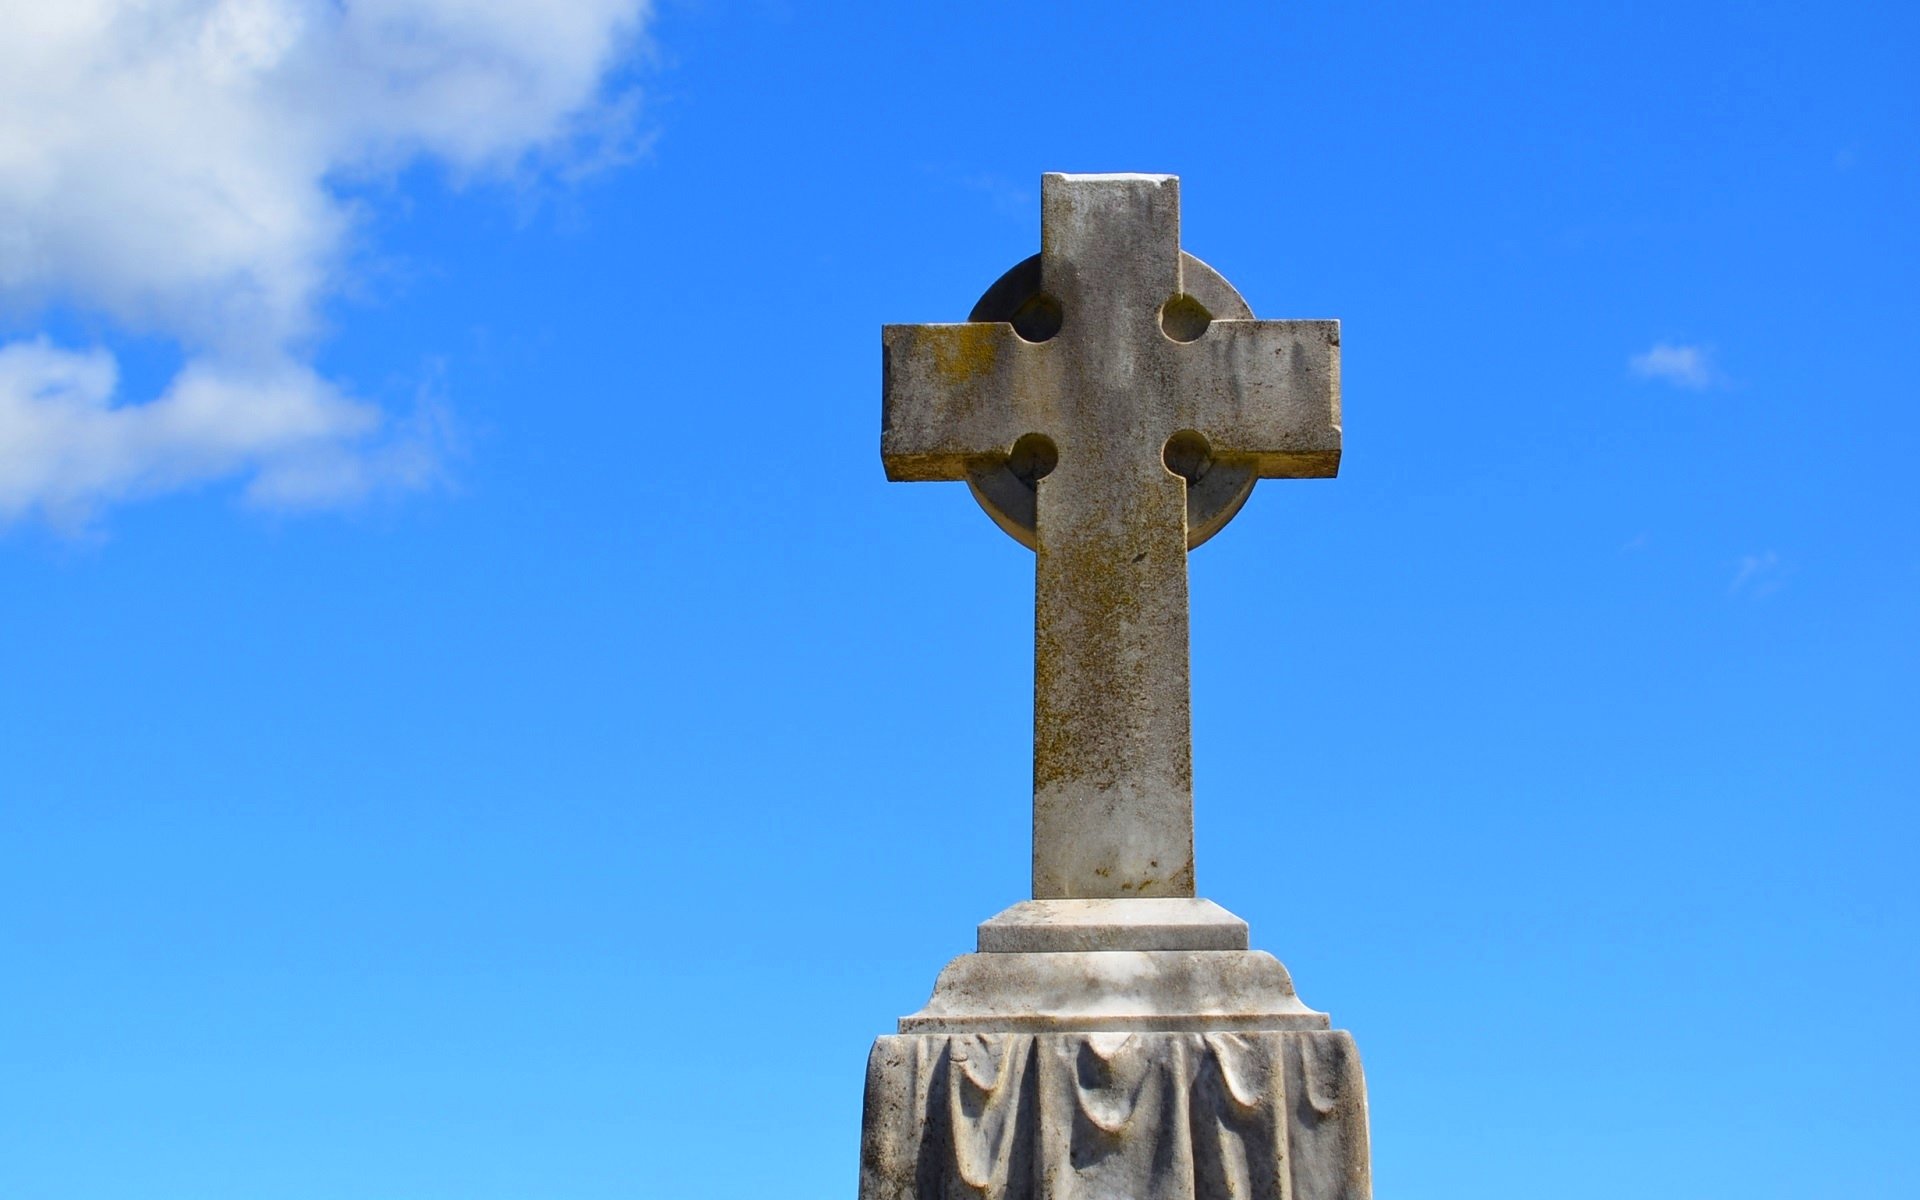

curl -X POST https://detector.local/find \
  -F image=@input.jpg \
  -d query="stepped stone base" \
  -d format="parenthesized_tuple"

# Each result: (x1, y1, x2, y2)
(976, 898, 1250, 953)
(859, 900, 1371, 1200)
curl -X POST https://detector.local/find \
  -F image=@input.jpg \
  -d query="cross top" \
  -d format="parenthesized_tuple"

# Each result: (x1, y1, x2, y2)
(883, 173, 1340, 900)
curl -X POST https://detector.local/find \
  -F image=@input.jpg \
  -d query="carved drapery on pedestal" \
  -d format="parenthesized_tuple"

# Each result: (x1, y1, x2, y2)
(861, 1031, 1369, 1200)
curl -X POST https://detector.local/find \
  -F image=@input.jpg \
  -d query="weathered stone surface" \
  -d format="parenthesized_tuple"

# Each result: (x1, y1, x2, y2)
(882, 173, 1341, 900)
(978, 898, 1249, 953)
(860, 1031, 1370, 1200)
(900, 949, 1326, 1035)
(868, 173, 1367, 1200)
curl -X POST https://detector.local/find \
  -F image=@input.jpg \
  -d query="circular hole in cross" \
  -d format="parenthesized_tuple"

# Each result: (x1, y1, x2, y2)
(1010, 294, 1064, 343)
(1008, 433, 1059, 487)
(1162, 430, 1213, 483)
(1159, 294, 1212, 343)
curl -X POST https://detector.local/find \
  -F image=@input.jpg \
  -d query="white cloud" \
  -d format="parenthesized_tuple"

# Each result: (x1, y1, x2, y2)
(0, 337, 397, 526)
(0, 0, 648, 527)
(1729, 549, 1785, 597)
(1629, 342, 1719, 390)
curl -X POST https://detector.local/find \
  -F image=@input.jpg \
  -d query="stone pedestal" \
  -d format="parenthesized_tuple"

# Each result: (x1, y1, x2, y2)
(859, 901, 1371, 1200)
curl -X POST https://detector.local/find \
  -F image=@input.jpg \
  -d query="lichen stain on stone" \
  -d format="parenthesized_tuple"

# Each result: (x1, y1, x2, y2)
(1034, 523, 1178, 799)
(1167, 859, 1195, 893)
(930, 324, 1002, 385)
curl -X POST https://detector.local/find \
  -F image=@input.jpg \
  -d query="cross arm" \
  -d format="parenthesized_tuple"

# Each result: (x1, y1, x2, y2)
(1169, 319, 1342, 478)
(882, 322, 1046, 481)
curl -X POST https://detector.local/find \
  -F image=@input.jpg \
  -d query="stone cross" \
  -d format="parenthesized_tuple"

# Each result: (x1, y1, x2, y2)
(883, 173, 1340, 900)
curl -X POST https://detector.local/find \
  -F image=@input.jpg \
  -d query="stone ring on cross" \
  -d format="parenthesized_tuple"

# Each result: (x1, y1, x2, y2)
(962, 250, 1269, 550)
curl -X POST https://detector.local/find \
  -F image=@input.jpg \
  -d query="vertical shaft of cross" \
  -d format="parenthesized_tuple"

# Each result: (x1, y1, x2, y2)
(1030, 176, 1195, 899)
(1031, 457, 1194, 898)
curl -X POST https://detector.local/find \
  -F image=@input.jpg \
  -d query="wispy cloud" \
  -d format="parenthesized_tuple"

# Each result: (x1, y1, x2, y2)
(0, 0, 649, 530)
(1729, 549, 1786, 598)
(960, 172, 1033, 220)
(919, 165, 1032, 222)
(1629, 342, 1719, 390)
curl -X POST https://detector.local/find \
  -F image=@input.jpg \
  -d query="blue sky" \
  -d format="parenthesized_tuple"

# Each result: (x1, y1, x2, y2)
(2, 1, 1915, 1196)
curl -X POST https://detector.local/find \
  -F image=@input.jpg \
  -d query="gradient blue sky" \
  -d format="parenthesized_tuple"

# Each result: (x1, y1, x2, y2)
(2, 2, 1916, 1197)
